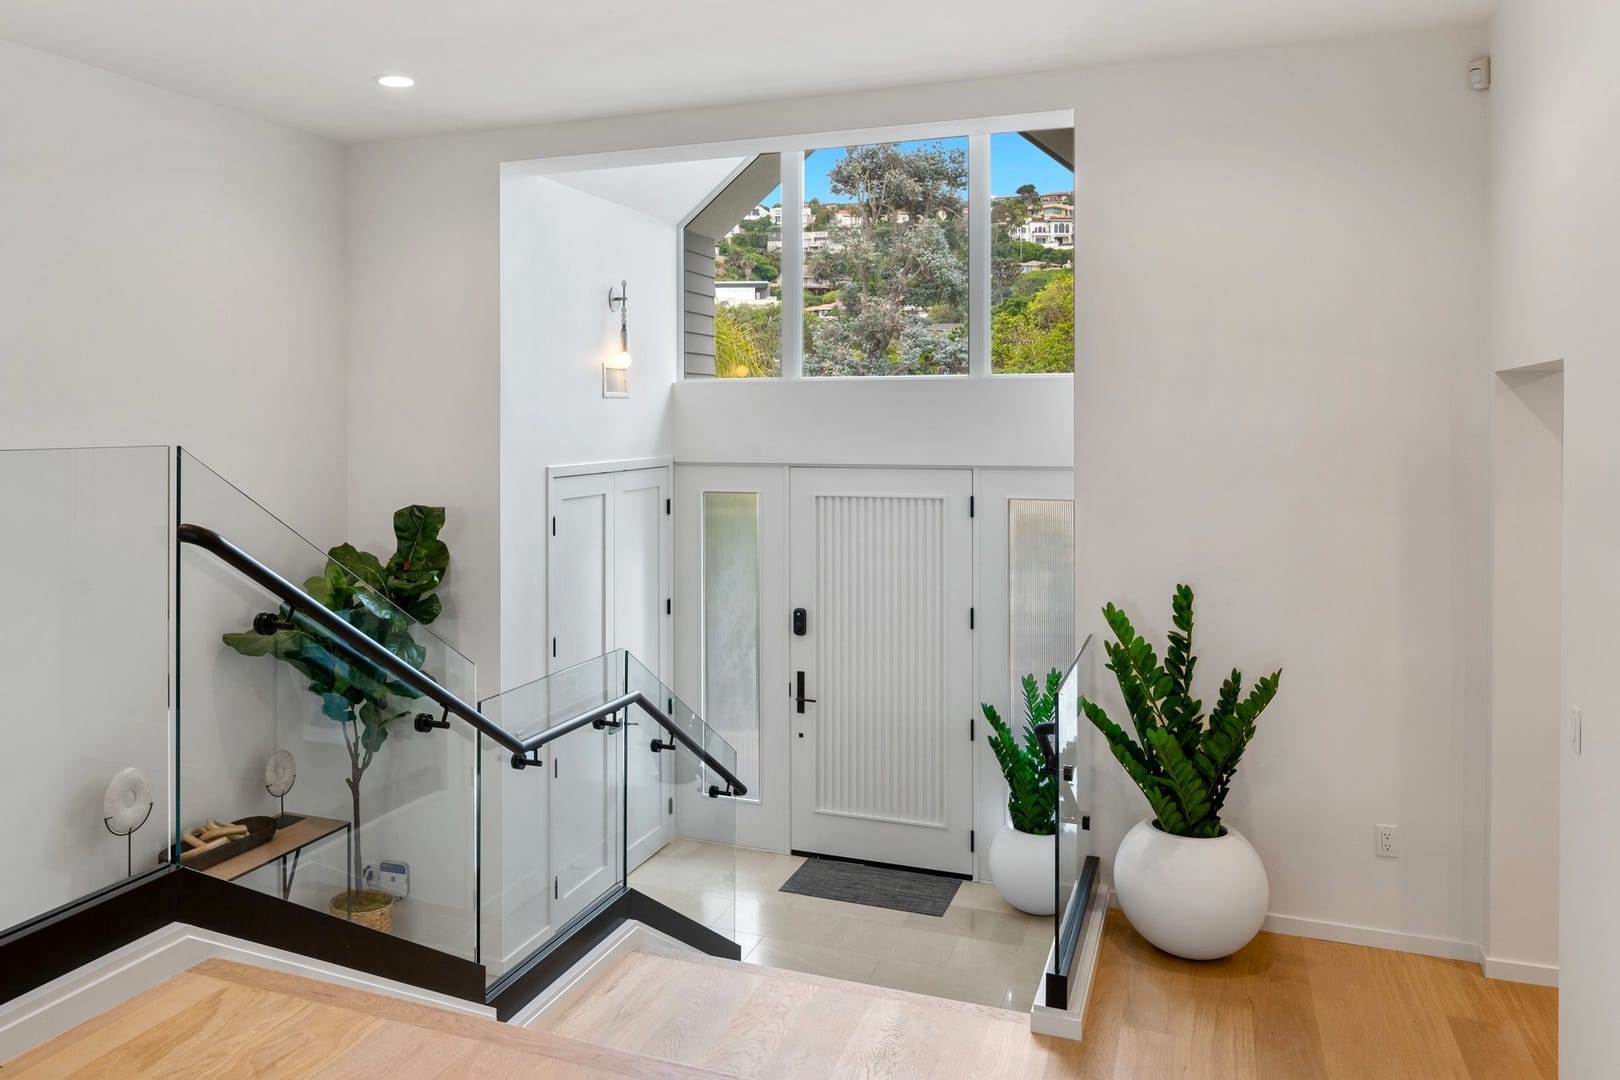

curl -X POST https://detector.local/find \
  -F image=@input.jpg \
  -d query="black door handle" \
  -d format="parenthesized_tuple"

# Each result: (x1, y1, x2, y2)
(795, 671, 817, 714)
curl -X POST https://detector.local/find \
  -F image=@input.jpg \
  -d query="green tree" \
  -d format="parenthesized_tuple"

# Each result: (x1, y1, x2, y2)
(991, 268, 1074, 373)
(805, 142, 970, 376)
(714, 303, 781, 378)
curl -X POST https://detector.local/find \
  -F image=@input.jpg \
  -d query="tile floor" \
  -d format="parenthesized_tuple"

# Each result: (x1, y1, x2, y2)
(629, 839, 1052, 1011)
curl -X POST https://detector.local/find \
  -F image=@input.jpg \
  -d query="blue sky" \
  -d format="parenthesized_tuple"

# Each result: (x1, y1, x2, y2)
(791, 133, 1072, 205)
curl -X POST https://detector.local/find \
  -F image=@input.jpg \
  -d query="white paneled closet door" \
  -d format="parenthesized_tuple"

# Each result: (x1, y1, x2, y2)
(547, 472, 620, 928)
(613, 468, 675, 869)
(788, 468, 975, 874)
(546, 465, 674, 926)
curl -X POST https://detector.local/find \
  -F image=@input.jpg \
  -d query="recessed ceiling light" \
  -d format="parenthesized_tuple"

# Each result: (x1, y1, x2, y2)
(375, 75, 415, 89)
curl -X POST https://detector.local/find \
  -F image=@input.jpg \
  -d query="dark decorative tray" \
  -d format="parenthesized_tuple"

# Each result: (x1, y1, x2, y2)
(179, 815, 277, 872)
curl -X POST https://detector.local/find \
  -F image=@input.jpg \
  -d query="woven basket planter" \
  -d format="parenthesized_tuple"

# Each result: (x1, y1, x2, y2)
(329, 889, 395, 934)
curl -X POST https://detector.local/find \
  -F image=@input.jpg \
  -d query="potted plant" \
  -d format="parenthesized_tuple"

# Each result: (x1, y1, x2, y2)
(981, 670, 1061, 915)
(223, 506, 450, 935)
(1082, 584, 1280, 960)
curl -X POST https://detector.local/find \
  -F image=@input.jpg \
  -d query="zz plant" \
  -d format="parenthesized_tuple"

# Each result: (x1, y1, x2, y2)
(1082, 585, 1280, 839)
(981, 669, 1061, 835)
(223, 506, 450, 901)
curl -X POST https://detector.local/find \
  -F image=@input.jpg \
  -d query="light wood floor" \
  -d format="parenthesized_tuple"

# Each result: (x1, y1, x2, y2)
(4, 914, 1558, 1078)
(538, 910, 1558, 1080)
(1, 959, 730, 1078)
(1048, 910, 1558, 1079)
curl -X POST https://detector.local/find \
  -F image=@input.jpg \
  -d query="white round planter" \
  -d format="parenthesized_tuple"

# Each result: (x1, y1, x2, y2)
(1113, 818, 1268, 960)
(988, 826, 1055, 916)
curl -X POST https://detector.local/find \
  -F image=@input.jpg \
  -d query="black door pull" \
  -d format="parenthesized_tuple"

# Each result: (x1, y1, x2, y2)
(795, 671, 817, 714)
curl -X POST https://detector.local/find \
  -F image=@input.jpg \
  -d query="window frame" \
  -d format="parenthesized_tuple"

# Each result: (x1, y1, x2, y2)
(677, 113, 1075, 384)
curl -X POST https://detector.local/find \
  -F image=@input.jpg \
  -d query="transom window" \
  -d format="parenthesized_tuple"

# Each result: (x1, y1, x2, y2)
(683, 128, 1074, 380)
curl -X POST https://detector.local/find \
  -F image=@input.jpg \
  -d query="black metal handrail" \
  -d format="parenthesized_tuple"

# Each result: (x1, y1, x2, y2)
(515, 692, 746, 797)
(177, 523, 747, 796)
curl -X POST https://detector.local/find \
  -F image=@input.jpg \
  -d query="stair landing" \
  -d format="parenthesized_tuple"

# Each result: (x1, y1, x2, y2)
(2, 958, 727, 1078)
(529, 948, 1069, 1077)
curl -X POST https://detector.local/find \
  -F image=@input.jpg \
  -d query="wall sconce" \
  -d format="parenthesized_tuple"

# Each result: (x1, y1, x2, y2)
(605, 279, 631, 398)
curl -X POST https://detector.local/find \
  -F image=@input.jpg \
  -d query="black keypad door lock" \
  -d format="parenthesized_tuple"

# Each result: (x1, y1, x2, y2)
(793, 608, 808, 636)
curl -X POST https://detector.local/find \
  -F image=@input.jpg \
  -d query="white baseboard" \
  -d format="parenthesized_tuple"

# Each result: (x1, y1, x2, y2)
(1481, 955, 1559, 987)
(1259, 912, 1480, 962)
(1104, 894, 1553, 985)
(0, 922, 493, 1064)
(1031, 884, 1110, 1041)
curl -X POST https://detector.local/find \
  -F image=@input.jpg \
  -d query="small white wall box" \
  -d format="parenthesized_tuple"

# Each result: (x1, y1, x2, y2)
(1469, 56, 1492, 91)
(378, 861, 410, 899)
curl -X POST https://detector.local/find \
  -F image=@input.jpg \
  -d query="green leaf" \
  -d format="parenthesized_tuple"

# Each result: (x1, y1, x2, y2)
(328, 543, 388, 594)
(222, 631, 275, 657)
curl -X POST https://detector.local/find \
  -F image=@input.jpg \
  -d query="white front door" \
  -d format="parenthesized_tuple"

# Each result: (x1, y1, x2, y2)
(674, 465, 790, 852)
(788, 468, 976, 874)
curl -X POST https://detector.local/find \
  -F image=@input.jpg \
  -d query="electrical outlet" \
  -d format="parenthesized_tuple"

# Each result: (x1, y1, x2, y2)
(1375, 825, 1399, 859)
(377, 860, 410, 899)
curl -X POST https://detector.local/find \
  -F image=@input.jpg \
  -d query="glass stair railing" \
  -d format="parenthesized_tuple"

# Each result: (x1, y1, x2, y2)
(2, 444, 741, 1014)
(477, 651, 740, 990)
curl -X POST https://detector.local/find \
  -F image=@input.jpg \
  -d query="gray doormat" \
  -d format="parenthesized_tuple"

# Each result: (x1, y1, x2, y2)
(779, 857, 962, 917)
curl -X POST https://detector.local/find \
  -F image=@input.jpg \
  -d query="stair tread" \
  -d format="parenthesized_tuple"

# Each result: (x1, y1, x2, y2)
(4, 959, 737, 1079)
(530, 949, 1066, 1078)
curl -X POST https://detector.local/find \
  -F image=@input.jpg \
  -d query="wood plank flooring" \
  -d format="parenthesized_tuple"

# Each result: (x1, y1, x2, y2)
(1, 959, 732, 1078)
(3, 912, 1558, 1078)
(1039, 911, 1555, 1079)
(538, 911, 1557, 1080)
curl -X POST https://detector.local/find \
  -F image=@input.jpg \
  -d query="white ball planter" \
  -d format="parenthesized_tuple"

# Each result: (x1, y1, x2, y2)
(988, 826, 1055, 916)
(1113, 818, 1268, 960)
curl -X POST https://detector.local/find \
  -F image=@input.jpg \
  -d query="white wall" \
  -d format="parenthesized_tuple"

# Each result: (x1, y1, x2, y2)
(1073, 27, 1492, 957)
(498, 174, 678, 690)
(1486, 367, 1561, 983)
(345, 24, 1493, 956)
(673, 377, 1072, 468)
(0, 39, 348, 543)
(0, 42, 347, 930)
(1492, 0, 1620, 1069)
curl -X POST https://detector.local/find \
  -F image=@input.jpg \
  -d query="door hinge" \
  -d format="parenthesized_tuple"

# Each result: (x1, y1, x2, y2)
(970, 829, 976, 853)
(970, 715, 975, 741)
(553, 876, 559, 900)
(969, 495, 975, 518)
(551, 516, 556, 536)
(667, 696, 674, 714)
(668, 796, 674, 814)
(553, 758, 559, 779)
(552, 637, 557, 658)
(665, 498, 672, 515)
(969, 607, 975, 630)
(666, 597, 672, 616)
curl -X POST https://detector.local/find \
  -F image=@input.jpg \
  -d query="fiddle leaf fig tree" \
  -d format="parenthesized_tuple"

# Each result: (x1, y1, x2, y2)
(223, 505, 450, 900)
(981, 669, 1062, 836)
(1081, 585, 1280, 838)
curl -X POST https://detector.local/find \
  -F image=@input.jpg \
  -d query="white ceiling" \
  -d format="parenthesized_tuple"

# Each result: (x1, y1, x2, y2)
(0, 1, 1494, 143)
(543, 157, 749, 225)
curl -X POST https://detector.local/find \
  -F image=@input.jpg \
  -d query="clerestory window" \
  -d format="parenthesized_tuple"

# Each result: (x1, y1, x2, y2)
(683, 127, 1074, 379)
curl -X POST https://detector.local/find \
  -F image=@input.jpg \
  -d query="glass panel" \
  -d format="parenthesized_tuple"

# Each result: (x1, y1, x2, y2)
(481, 650, 738, 985)
(176, 450, 480, 961)
(803, 137, 970, 376)
(701, 492, 762, 799)
(478, 651, 625, 983)
(990, 131, 1075, 373)
(1008, 499, 1076, 711)
(1052, 635, 1095, 980)
(0, 446, 171, 936)
(690, 155, 783, 378)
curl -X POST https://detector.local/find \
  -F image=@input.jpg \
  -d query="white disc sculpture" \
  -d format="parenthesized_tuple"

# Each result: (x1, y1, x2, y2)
(103, 767, 153, 834)
(265, 749, 296, 798)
